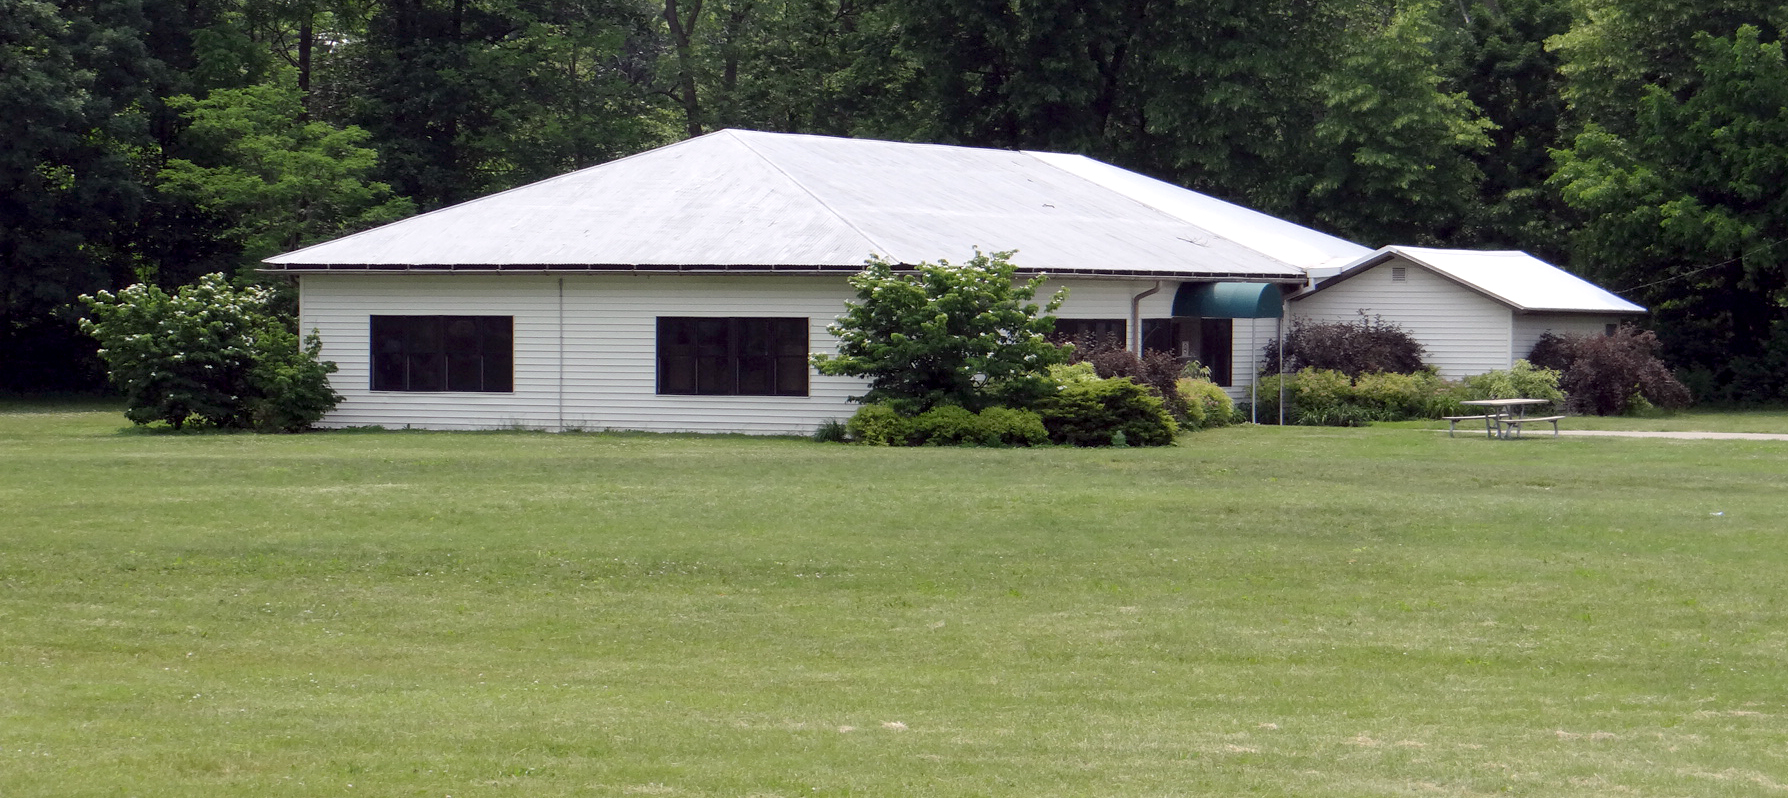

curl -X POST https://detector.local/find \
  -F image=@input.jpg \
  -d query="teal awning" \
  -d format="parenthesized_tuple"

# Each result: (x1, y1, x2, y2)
(1171, 282, 1284, 318)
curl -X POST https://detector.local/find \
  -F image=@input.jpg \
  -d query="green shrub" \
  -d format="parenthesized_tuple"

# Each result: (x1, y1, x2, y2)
(911, 405, 982, 445)
(1354, 368, 1462, 419)
(846, 404, 912, 446)
(78, 274, 340, 431)
(812, 250, 1068, 413)
(1252, 368, 1463, 426)
(1461, 360, 1564, 403)
(1036, 377, 1177, 446)
(977, 406, 1049, 446)
(845, 403, 1047, 447)
(1175, 378, 1236, 430)
(812, 418, 850, 443)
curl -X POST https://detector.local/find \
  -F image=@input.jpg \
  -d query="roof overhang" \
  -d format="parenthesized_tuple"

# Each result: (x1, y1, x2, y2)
(260, 263, 1309, 283)
(1290, 247, 1646, 314)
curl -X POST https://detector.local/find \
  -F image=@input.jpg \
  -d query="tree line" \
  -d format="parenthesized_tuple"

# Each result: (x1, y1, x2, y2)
(3, 0, 1785, 401)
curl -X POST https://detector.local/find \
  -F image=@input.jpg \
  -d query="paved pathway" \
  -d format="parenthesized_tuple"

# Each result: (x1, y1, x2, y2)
(1555, 430, 1788, 441)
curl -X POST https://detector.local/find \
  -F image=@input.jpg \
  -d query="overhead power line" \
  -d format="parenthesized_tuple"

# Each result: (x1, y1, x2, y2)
(1615, 238, 1787, 296)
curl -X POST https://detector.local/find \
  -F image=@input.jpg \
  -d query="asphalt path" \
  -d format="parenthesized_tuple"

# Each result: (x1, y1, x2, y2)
(1554, 430, 1788, 441)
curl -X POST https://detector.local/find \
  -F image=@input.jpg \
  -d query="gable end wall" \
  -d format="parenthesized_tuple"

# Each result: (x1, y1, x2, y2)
(1289, 262, 1512, 379)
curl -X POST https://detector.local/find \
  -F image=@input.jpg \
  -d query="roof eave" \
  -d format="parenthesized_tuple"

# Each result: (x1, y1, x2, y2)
(259, 263, 1307, 282)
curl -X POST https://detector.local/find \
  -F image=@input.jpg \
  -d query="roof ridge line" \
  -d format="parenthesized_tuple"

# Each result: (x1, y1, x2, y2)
(265, 132, 728, 264)
(1022, 151, 1300, 272)
(727, 131, 895, 261)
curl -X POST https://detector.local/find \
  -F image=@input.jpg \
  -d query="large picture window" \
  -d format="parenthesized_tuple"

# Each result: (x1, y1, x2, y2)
(371, 316, 513, 392)
(657, 317, 809, 396)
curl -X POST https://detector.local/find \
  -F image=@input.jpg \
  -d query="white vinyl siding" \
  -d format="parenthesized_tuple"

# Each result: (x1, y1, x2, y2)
(299, 272, 1197, 434)
(1289, 260, 1512, 380)
(1512, 314, 1629, 362)
(1227, 317, 1277, 402)
(299, 273, 865, 434)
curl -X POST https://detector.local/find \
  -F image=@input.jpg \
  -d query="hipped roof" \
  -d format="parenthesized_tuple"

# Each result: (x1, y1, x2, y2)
(264, 129, 1369, 280)
(1296, 246, 1646, 313)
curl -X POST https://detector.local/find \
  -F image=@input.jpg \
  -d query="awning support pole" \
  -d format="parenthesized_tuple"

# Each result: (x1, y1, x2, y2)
(1277, 315, 1286, 426)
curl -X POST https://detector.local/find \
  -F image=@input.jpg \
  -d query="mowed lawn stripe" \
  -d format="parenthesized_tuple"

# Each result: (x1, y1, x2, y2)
(1, 410, 1784, 796)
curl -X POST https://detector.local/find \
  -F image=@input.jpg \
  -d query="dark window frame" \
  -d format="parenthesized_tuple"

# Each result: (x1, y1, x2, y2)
(370, 315, 513, 393)
(657, 317, 809, 397)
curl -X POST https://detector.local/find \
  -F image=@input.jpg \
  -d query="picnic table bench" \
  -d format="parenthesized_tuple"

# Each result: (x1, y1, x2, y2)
(1456, 398, 1561, 440)
(1442, 414, 1495, 437)
(1497, 414, 1566, 438)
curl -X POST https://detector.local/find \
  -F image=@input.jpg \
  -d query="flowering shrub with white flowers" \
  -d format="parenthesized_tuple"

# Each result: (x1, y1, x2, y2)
(78, 274, 340, 431)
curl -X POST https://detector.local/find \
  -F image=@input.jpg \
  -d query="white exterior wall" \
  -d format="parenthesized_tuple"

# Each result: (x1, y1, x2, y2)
(1288, 261, 1513, 379)
(299, 273, 866, 433)
(1511, 314, 1628, 361)
(1227, 317, 1276, 402)
(299, 272, 1194, 434)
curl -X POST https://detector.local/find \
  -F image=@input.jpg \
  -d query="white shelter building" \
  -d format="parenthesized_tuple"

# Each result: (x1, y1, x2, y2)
(265, 130, 1639, 433)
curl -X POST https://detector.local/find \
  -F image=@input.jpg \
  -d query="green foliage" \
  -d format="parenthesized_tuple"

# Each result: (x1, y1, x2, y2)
(845, 403, 913, 446)
(1035, 378, 1177, 447)
(1551, 18, 1788, 400)
(975, 405, 1049, 446)
(1436, 0, 1574, 256)
(78, 274, 339, 431)
(1302, 0, 1494, 245)
(1253, 368, 1462, 426)
(812, 250, 1069, 414)
(1175, 378, 1237, 431)
(911, 405, 983, 445)
(844, 402, 1046, 446)
(811, 418, 850, 443)
(158, 84, 417, 264)
(1460, 360, 1564, 403)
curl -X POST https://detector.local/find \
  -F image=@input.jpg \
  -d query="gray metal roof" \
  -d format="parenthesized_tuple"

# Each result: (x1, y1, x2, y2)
(1296, 246, 1647, 313)
(265, 130, 1365, 280)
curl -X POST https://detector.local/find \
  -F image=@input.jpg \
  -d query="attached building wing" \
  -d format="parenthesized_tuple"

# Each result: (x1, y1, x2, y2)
(1298, 246, 1646, 314)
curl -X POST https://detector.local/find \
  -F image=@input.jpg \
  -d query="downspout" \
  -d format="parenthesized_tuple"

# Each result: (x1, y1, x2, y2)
(557, 277, 565, 432)
(1129, 281, 1162, 354)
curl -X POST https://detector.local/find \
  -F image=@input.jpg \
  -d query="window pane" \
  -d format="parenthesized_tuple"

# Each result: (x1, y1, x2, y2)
(660, 355, 696, 394)
(369, 315, 510, 392)
(775, 356, 808, 395)
(407, 317, 443, 354)
(408, 353, 444, 391)
(696, 356, 733, 394)
(446, 353, 482, 391)
(737, 319, 773, 356)
(481, 316, 512, 347)
(444, 318, 481, 355)
(656, 316, 806, 396)
(372, 352, 407, 391)
(772, 319, 808, 356)
(737, 355, 773, 394)
(696, 318, 730, 357)
(483, 346, 512, 392)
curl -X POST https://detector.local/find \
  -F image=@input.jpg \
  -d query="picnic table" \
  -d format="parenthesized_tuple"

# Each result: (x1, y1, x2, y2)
(1449, 398, 1564, 439)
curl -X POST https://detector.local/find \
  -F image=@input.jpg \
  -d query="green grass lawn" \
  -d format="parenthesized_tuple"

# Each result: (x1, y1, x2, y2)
(3, 409, 1785, 796)
(1389, 405, 1788, 435)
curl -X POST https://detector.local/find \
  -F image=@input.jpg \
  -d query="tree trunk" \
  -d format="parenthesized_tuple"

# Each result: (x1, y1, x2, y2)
(663, 0, 705, 137)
